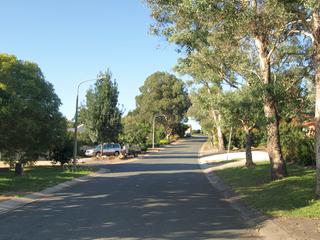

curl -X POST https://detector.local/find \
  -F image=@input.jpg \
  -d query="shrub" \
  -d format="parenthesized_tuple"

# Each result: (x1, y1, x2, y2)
(280, 121, 315, 166)
(227, 127, 266, 150)
(159, 139, 170, 145)
(49, 132, 74, 166)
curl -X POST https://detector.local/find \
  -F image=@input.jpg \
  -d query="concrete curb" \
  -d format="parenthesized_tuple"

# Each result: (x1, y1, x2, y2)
(198, 143, 295, 240)
(0, 168, 110, 216)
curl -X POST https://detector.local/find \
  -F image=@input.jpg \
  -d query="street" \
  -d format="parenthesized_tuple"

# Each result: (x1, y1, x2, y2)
(0, 137, 259, 240)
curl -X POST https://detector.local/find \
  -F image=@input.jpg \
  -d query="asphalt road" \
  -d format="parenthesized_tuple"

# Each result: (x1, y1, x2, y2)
(0, 136, 260, 240)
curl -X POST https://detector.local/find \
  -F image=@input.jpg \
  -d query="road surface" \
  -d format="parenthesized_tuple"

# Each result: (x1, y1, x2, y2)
(0, 136, 260, 239)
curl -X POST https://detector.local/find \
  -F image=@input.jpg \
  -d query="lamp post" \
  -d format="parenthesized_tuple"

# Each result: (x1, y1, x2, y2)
(73, 78, 98, 169)
(152, 114, 166, 149)
(226, 127, 233, 161)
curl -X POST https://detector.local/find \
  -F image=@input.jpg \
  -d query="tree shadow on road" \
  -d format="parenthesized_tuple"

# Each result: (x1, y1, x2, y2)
(0, 162, 263, 240)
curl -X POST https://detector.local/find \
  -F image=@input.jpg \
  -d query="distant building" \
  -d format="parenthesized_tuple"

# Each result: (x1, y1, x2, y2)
(67, 124, 86, 133)
(303, 120, 316, 137)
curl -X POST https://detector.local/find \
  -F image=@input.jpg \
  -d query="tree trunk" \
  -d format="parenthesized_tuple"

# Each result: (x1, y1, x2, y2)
(15, 162, 23, 176)
(244, 128, 255, 168)
(212, 110, 225, 151)
(166, 128, 172, 141)
(312, 10, 320, 198)
(255, 35, 287, 180)
(204, 83, 225, 151)
(210, 129, 216, 147)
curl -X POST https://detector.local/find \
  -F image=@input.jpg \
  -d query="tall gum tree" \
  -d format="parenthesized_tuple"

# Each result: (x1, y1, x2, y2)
(249, 1, 288, 179)
(146, 0, 296, 179)
(282, 0, 320, 196)
(221, 87, 265, 168)
(135, 72, 190, 140)
(174, 30, 244, 151)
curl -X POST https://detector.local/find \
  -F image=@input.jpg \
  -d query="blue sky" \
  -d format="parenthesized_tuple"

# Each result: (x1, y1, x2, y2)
(0, 0, 200, 128)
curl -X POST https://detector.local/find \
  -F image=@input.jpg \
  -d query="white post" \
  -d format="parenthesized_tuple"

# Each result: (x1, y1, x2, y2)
(226, 127, 233, 161)
(152, 116, 155, 149)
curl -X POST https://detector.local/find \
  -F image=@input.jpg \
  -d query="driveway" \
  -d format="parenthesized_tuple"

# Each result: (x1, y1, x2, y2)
(0, 136, 260, 239)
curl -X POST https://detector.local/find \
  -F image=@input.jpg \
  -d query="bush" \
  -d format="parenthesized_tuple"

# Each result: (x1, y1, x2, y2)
(173, 123, 189, 137)
(280, 121, 315, 166)
(227, 126, 267, 150)
(192, 129, 201, 134)
(159, 139, 170, 145)
(49, 132, 74, 166)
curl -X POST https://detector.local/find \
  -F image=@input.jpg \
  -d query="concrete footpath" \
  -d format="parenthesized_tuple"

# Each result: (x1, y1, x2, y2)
(198, 143, 320, 240)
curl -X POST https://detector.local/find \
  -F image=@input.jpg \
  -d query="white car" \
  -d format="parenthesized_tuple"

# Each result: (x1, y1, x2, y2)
(85, 148, 95, 157)
(85, 143, 121, 157)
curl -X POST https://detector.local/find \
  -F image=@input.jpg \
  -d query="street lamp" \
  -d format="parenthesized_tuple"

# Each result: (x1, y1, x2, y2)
(152, 114, 166, 149)
(73, 78, 98, 168)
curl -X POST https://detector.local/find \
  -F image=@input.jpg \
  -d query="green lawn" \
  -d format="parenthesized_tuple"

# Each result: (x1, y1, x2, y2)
(215, 162, 320, 218)
(0, 166, 95, 197)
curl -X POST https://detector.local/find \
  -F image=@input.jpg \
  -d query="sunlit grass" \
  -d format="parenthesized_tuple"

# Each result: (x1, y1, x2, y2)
(215, 162, 320, 218)
(0, 166, 95, 197)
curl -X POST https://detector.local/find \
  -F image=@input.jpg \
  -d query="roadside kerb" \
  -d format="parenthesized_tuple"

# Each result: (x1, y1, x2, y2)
(198, 143, 295, 240)
(0, 168, 110, 216)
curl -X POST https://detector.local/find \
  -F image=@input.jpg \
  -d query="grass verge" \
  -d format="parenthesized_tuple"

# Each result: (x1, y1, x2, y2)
(0, 166, 96, 198)
(214, 162, 320, 218)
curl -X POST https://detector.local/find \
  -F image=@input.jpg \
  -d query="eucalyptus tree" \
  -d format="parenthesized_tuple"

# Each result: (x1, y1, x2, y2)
(281, 0, 320, 196)
(188, 88, 220, 148)
(175, 47, 241, 150)
(221, 87, 265, 167)
(146, 0, 304, 179)
(135, 71, 190, 140)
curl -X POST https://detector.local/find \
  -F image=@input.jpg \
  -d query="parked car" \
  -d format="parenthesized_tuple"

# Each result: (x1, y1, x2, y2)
(184, 132, 192, 137)
(121, 144, 141, 157)
(85, 143, 121, 157)
(84, 147, 96, 157)
(80, 145, 94, 157)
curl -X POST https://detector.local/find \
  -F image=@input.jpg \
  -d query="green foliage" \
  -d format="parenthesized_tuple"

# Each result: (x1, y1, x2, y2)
(228, 127, 267, 149)
(81, 70, 122, 144)
(0, 54, 65, 170)
(136, 71, 190, 138)
(120, 110, 151, 145)
(221, 86, 265, 129)
(280, 121, 315, 166)
(159, 139, 170, 145)
(146, 0, 318, 178)
(188, 88, 216, 136)
(49, 131, 74, 166)
(173, 123, 189, 137)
